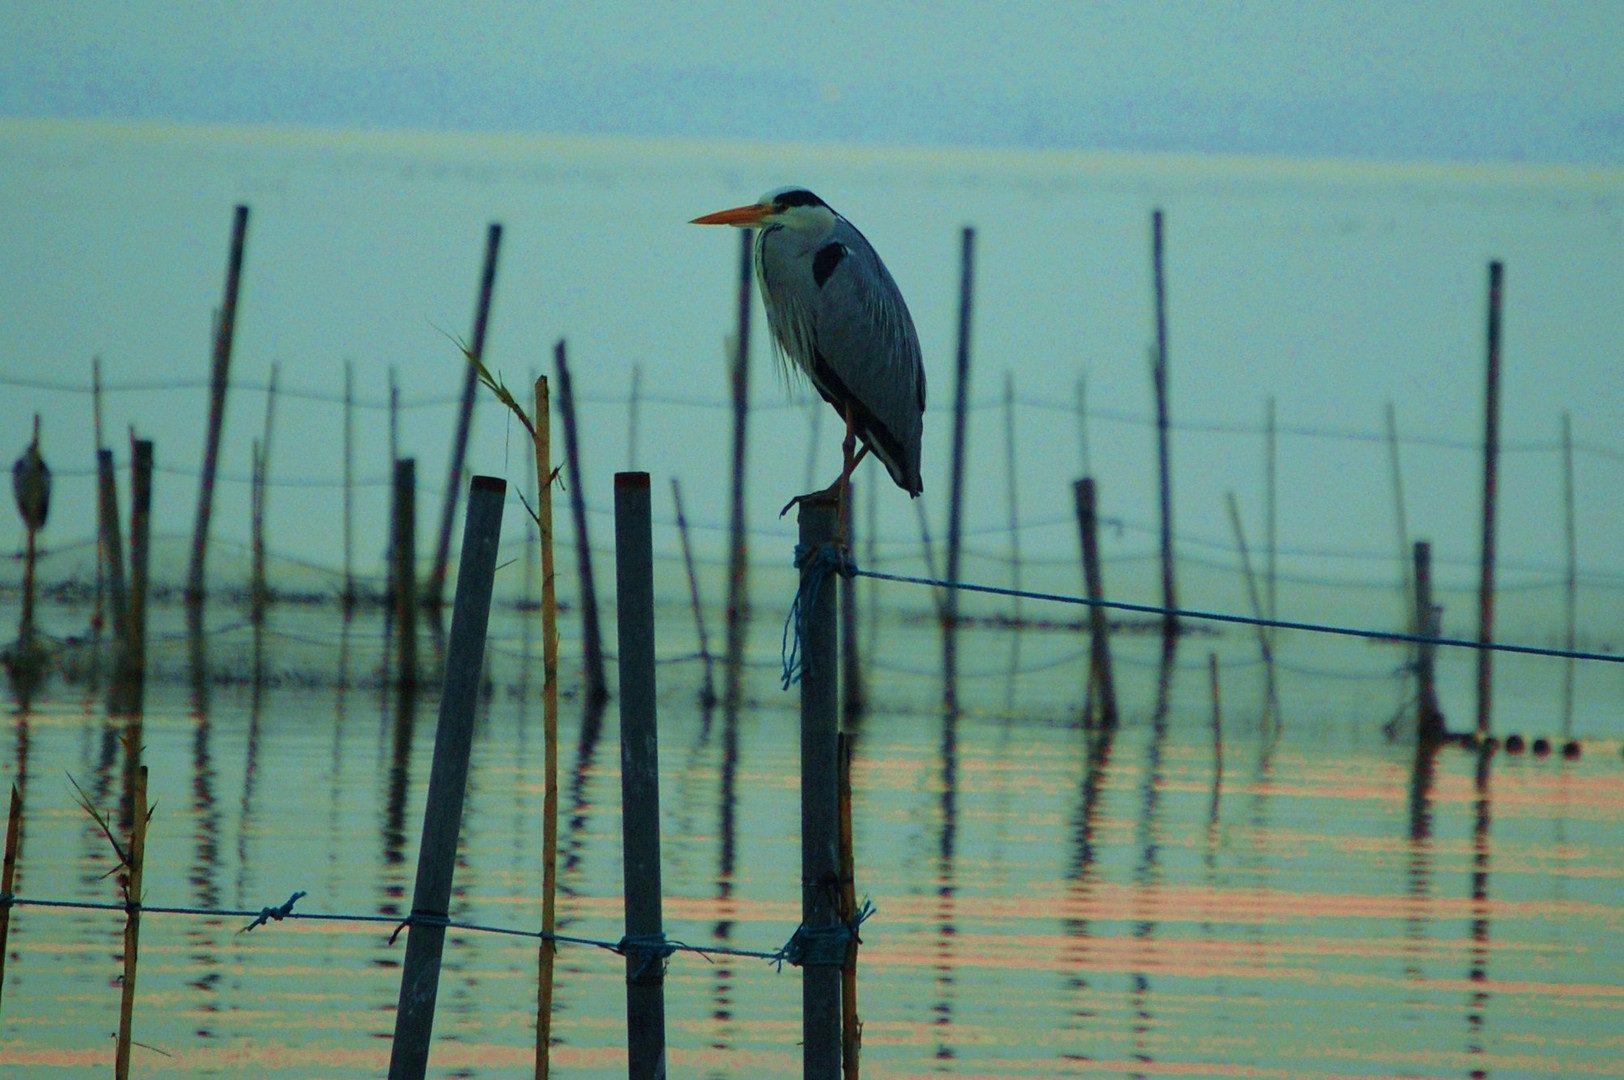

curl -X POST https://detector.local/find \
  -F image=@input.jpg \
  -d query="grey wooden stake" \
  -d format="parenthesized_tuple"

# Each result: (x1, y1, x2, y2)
(1151, 209, 1179, 647)
(1073, 478, 1117, 729)
(943, 226, 976, 710)
(388, 475, 506, 1080)
(1476, 261, 1504, 738)
(97, 448, 132, 715)
(614, 472, 668, 1080)
(798, 492, 842, 1080)
(1414, 540, 1444, 741)
(1225, 491, 1278, 723)
(431, 223, 503, 611)
(1560, 411, 1577, 736)
(186, 203, 250, 620)
(723, 228, 753, 716)
(670, 477, 716, 708)
(392, 459, 419, 694)
(343, 359, 356, 613)
(555, 340, 610, 707)
(126, 439, 153, 714)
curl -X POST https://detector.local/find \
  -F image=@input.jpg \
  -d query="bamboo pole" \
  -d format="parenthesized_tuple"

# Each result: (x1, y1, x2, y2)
(1151, 210, 1178, 647)
(723, 229, 753, 716)
(114, 759, 148, 1080)
(671, 477, 717, 708)
(554, 340, 609, 707)
(431, 223, 503, 611)
(187, 204, 250, 621)
(535, 377, 561, 1080)
(1264, 396, 1277, 633)
(943, 226, 976, 710)
(1476, 261, 1505, 738)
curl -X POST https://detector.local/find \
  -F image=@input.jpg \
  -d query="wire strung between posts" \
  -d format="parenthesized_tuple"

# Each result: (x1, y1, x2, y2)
(0, 890, 873, 970)
(853, 566, 1624, 666)
(781, 541, 856, 689)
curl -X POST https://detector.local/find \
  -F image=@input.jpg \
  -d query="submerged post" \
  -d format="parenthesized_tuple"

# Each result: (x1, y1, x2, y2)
(388, 475, 506, 1080)
(614, 472, 667, 1079)
(555, 340, 610, 707)
(1414, 540, 1444, 740)
(431, 223, 503, 611)
(97, 448, 133, 714)
(187, 203, 250, 621)
(798, 492, 842, 1080)
(1151, 209, 1179, 647)
(392, 458, 419, 694)
(125, 439, 154, 714)
(943, 226, 976, 708)
(1476, 261, 1504, 738)
(1073, 478, 1118, 729)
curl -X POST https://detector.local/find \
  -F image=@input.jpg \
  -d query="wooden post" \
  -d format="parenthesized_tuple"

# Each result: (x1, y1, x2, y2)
(533, 377, 562, 1080)
(97, 448, 133, 715)
(1264, 396, 1277, 633)
(1414, 541, 1444, 740)
(837, 732, 862, 1079)
(1560, 412, 1577, 736)
(431, 223, 503, 611)
(250, 439, 267, 627)
(840, 482, 864, 726)
(798, 493, 842, 1080)
(1151, 210, 1179, 647)
(1476, 261, 1505, 738)
(0, 785, 22, 1018)
(388, 476, 506, 1080)
(114, 759, 148, 1080)
(614, 473, 668, 1079)
(187, 203, 250, 620)
(126, 439, 153, 714)
(1073, 478, 1117, 729)
(943, 226, 976, 709)
(1225, 491, 1278, 720)
(723, 228, 753, 716)
(554, 340, 610, 707)
(671, 477, 716, 708)
(392, 458, 419, 695)
(343, 359, 356, 613)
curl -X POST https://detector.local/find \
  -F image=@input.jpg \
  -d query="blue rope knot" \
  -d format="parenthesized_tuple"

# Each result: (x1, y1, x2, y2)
(240, 890, 306, 933)
(781, 542, 856, 690)
(773, 897, 876, 970)
(615, 931, 678, 982)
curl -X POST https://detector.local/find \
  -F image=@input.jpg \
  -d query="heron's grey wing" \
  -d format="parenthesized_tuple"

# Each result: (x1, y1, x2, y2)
(807, 223, 926, 492)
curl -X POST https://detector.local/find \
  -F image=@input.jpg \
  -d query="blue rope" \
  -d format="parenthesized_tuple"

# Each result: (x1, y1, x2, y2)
(773, 898, 876, 970)
(852, 566, 1624, 666)
(781, 542, 854, 689)
(615, 932, 680, 981)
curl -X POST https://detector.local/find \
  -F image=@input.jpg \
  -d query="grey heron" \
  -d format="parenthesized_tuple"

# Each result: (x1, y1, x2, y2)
(692, 187, 925, 513)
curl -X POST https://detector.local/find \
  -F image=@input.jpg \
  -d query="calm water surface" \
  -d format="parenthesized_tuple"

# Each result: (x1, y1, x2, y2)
(1, 601, 1621, 1078)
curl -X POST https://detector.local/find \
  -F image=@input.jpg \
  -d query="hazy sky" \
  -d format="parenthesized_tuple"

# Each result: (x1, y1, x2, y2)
(4, 1, 1622, 163)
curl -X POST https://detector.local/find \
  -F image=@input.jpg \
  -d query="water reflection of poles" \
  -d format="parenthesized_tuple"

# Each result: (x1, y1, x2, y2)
(187, 695, 222, 1034)
(1465, 747, 1495, 1068)
(1127, 652, 1175, 1069)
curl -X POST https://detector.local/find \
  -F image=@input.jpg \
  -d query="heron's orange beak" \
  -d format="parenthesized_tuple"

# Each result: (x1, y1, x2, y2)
(690, 203, 771, 227)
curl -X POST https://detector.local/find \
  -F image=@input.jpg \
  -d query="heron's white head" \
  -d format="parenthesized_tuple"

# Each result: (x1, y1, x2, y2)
(691, 186, 837, 236)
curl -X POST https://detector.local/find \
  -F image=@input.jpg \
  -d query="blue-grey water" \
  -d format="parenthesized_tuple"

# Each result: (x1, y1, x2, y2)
(1, 589, 1621, 1077)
